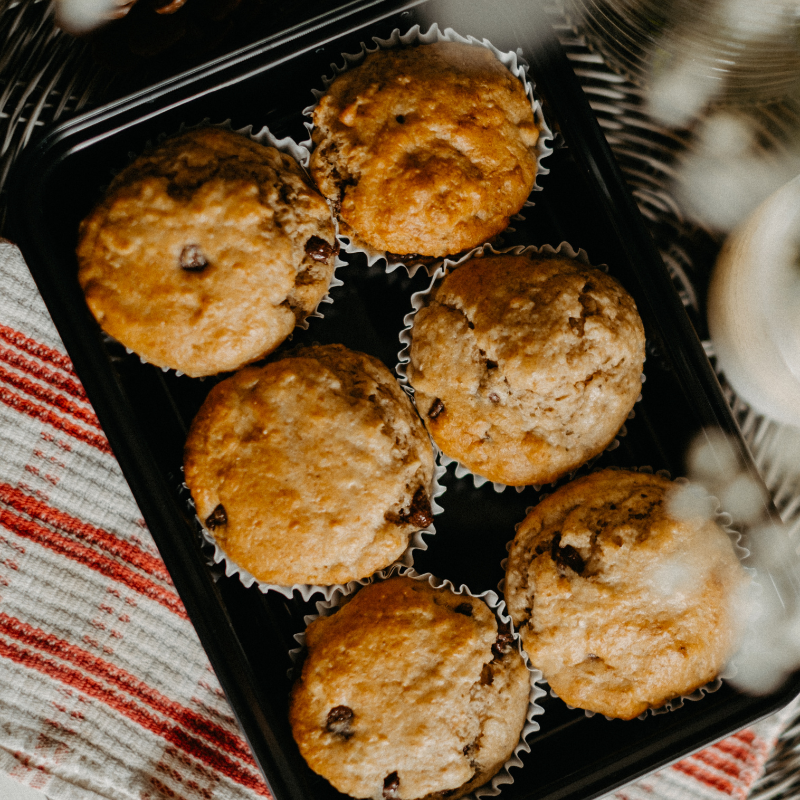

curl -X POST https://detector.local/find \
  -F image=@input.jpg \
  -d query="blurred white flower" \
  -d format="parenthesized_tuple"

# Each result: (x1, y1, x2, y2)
(686, 426, 741, 487)
(647, 50, 719, 128)
(720, 474, 768, 527)
(680, 429, 800, 694)
(722, 0, 798, 39)
(665, 482, 717, 522)
(675, 113, 800, 231)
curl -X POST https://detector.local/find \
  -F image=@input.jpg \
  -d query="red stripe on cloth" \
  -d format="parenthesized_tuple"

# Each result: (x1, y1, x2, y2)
(0, 364, 101, 429)
(734, 730, 756, 746)
(0, 386, 111, 454)
(0, 507, 186, 617)
(714, 739, 762, 768)
(693, 749, 745, 780)
(0, 483, 171, 583)
(673, 760, 735, 795)
(0, 632, 269, 797)
(0, 613, 255, 765)
(0, 325, 76, 376)
(732, 728, 770, 759)
(0, 345, 87, 401)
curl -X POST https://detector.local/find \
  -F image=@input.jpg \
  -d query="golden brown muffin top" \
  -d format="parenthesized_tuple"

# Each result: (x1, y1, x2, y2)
(505, 469, 747, 719)
(289, 577, 531, 800)
(78, 127, 337, 377)
(407, 253, 646, 486)
(310, 42, 540, 258)
(183, 345, 435, 586)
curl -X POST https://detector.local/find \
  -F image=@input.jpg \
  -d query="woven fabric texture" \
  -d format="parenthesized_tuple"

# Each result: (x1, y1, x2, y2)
(0, 240, 268, 799)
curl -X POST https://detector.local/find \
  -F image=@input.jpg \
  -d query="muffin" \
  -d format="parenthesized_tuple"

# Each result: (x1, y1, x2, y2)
(310, 42, 541, 258)
(289, 576, 531, 800)
(183, 344, 436, 586)
(77, 127, 338, 377)
(505, 469, 747, 720)
(406, 252, 646, 486)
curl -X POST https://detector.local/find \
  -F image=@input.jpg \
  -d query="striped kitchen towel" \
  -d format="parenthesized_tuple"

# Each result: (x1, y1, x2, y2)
(0, 240, 268, 799)
(0, 238, 792, 800)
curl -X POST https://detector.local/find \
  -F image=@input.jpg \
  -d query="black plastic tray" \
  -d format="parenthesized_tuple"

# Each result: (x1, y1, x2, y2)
(8, 2, 800, 799)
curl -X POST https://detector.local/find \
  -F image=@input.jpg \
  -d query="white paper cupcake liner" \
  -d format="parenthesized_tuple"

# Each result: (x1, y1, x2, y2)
(302, 23, 554, 277)
(180, 457, 448, 603)
(499, 465, 752, 720)
(104, 118, 345, 376)
(395, 241, 646, 493)
(288, 564, 546, 799)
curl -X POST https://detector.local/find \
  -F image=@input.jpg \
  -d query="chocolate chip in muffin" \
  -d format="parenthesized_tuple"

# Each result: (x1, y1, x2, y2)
(205, 503, 227, 530)
(492, 620, 514, 659)
(333, 177, 358, 214)
(389, 486, 433, 529)
(280, 296, 305, 322)
(463, 740, 479, 763)
(551, 532, 585, 575)
(579, 290, 598, 316)
(180, 243, 208, 271)
(383, 772, 400, 799)
(455, 603, 473, 616)
(428, 398, 445, 420)
(305, 235, 338, 263)
(404, 486, 433, 529)
(326, 705, 354, 739)
(390, 252, 439, 268)
(568, 316, 584, 335)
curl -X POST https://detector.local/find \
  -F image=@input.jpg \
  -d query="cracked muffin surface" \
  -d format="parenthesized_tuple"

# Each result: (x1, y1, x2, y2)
(310, 42, 541, 258)
(183, 344, 435, 586)
(289, 577, 531, 800)
(505, 469, 747, 720)
(77, 127, 337, 377)
(407, 253, 646, 486)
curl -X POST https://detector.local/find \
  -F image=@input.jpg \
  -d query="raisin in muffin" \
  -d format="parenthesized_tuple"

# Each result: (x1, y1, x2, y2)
(289, 576, 531, 799)
(407, 252, 646, 486)
(183, 344, 436, 586)
(78, 127, 337, 377)
(505, 469, 747, 720)
(310, 42, 541, 258)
